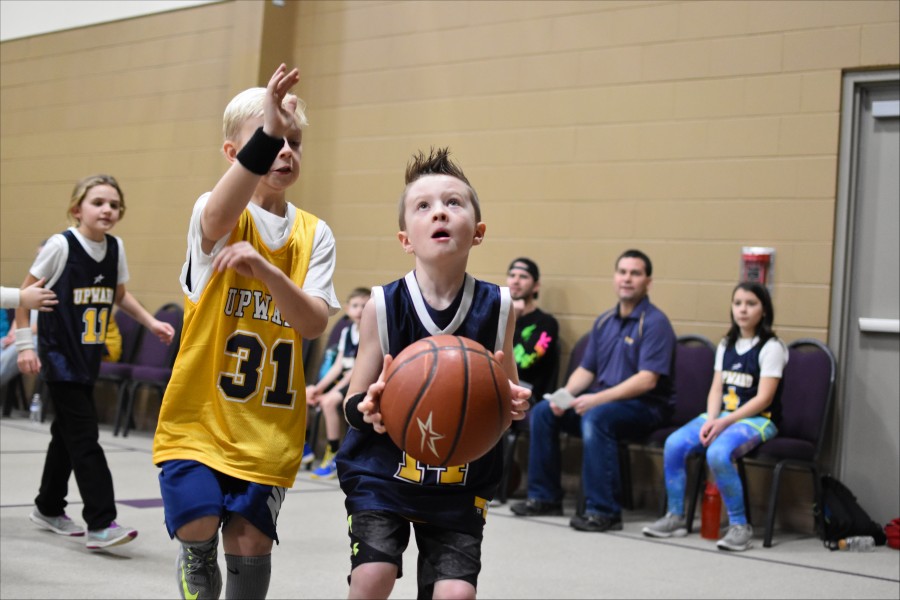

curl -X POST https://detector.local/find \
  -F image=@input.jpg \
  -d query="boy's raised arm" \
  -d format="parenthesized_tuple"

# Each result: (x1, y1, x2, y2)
(202, 64, 300, 245)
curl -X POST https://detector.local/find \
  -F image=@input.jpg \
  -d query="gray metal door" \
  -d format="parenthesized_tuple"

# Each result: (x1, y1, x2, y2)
(831, 71, 900, 526)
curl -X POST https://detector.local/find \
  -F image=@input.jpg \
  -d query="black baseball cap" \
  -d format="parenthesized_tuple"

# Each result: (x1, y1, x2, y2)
(508, 257, 540, 281)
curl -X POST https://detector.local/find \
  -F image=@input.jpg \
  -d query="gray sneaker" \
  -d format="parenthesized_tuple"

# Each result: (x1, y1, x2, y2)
(717, 523, 753, 551)
(29, 508, 85, 536)
(642, 512, 687, 538)
(85, 522, 137, 549)
(176, 542, 222, 600)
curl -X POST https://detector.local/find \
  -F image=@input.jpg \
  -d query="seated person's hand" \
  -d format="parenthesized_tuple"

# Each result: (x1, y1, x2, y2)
(1, 327, 14, 349)
(544, 388, 575, 416)
(306, 385, 320, 406)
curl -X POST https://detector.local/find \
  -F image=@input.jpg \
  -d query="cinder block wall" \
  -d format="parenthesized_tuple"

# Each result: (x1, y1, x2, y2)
(3, 1, 898, 353)
(0, 1, 267, 312)
(1, 1, 898, 526)
(288, 0, 899, 368)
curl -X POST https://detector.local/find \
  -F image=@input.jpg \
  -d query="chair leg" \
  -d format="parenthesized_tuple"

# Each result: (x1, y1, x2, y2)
(112, 381, 128, 436)
(685, 454, 707, 534)
(812, 468, 823, 537)
(122, 381, 138, 437)
(306, 407, 323, 469)
(619, 442, 634, 510)
(763, 462, 788, 548)
(2, 375, 28, 417)
(738, 459, 752, 526)
(576, 480, 586, 516)
(122, 381, 158, 437)
(497, 429, 520, 504)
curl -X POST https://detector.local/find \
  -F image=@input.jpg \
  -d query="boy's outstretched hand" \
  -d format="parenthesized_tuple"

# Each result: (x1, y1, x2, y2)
(19, 278, 57, 312)
(263, 63, 300, 140)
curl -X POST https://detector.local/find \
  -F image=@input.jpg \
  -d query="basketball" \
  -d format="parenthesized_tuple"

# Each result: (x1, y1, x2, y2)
(380, 335, 512, 467)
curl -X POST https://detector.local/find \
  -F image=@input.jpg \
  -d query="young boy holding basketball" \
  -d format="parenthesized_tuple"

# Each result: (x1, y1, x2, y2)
(152, 64, 340, 599)
(336, 147, 531, 599)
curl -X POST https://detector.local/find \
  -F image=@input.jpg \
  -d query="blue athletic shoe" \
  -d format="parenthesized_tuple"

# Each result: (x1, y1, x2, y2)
(311, 449, 337, 479)
(301, 442, 315, 468)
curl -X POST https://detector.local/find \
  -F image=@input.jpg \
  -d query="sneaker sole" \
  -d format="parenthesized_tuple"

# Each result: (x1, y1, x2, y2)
(29, 512, 85, 536)
(717, 540, 751, 551)
(86, 530, 138, 550)
(571, 521, 623, 532)
(642, 527, 687, 538)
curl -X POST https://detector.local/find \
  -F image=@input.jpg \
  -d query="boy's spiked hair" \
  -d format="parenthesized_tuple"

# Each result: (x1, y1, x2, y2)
(398, 147, 481, 229)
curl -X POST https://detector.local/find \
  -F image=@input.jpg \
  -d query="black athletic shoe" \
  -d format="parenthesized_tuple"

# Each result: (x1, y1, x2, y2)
(569, 513, 623, 532)
(510, 498, 563, 517)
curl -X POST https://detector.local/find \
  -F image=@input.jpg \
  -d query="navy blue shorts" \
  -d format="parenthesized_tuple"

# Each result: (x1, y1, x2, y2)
(158, 459, 286, 543)
(347, 511, 482, 594)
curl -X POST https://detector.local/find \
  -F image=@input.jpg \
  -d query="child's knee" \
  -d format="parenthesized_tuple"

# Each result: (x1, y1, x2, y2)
(705, 444, 732, 471)
(176, 515, 221, 543)
(322, 390, 342, 409)
(222, 516, 273, 556)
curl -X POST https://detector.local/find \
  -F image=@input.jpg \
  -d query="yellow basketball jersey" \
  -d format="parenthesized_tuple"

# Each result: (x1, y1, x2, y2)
(153, 208, 318, 487)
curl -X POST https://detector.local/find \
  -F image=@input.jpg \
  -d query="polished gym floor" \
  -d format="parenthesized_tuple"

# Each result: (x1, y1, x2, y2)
(1, 416, 898, 599)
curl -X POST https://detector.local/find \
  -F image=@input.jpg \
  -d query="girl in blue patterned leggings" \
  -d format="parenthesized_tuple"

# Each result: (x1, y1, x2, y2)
(643, 282, 787, 551)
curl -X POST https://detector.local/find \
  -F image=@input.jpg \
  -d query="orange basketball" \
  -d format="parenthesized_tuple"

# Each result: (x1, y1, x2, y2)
(380, 335, 512, 467)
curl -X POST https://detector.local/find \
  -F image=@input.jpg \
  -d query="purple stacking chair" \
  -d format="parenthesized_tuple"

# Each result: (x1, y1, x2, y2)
(97, 309, 143, 422)
(684, 338, 837, 547)
(645, 335, 716, 446)
(114, 303, 183, 437)
(620, 334, 716, 512)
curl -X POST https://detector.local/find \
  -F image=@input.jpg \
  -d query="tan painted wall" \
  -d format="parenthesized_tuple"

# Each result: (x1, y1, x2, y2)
(2, 0, 899, 365)
(0, 0, 268, 312)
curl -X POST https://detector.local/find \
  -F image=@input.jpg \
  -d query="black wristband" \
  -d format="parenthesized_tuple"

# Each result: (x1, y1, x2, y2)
(236, 127, 283, 175)
(344, 392, 374, 432)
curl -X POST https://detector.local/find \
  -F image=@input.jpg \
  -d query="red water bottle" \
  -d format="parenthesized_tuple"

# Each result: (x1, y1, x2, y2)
(701, 480, 722, 540)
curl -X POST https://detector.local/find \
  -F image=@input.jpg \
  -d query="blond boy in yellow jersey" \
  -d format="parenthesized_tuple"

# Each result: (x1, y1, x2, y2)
(152, 64, 340, 600)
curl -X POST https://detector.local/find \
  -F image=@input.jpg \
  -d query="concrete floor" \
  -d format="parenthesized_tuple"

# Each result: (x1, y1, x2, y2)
(1, 416, 898, 599)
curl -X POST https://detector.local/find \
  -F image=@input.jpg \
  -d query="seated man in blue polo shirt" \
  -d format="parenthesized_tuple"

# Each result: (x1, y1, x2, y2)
(511, 249, 676, 532)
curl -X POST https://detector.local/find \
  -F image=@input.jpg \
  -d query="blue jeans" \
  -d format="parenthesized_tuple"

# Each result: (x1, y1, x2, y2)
(526, 397, 668, 518)
(663, 412, 777, 525)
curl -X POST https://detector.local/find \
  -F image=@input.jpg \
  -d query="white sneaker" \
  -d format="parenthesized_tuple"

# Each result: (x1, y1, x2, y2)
(642, 512, 688, 538)
(717, 523, 753, 551)
(29, 508, 85, 536)
(86, 522, 138, 550)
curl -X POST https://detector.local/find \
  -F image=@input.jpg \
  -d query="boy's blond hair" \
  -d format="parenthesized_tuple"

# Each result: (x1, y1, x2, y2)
(68, 173, 126, 224)
(223, 87, 309, 143)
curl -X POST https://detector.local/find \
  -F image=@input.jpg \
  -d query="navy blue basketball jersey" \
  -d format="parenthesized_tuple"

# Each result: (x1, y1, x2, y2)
(720, 338, 782, 423)
(336, 271, 511, 534)
(337, 323, 360, 373)
(39, 231, 119, 384)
